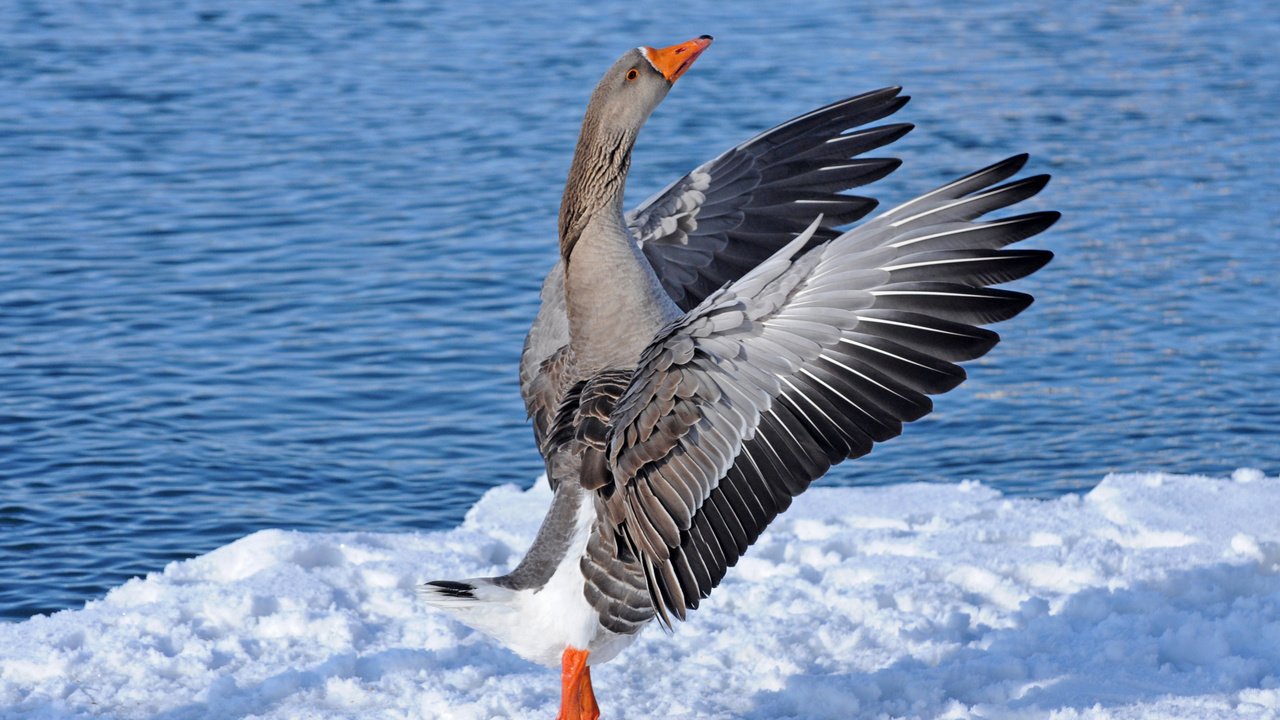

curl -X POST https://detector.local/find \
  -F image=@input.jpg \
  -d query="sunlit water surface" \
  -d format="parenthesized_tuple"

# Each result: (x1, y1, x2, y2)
(2, 1, 1277, 619)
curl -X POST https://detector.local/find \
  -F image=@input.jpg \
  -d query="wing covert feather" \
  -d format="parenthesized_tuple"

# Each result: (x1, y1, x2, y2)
(629, 87, 913, 311)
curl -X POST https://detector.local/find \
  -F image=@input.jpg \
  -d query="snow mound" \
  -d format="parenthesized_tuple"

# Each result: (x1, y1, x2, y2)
(3, 471, 1279, 719)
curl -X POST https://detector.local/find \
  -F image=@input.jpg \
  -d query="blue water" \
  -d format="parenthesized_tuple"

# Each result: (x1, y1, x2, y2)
(2, 1, 1277, 621)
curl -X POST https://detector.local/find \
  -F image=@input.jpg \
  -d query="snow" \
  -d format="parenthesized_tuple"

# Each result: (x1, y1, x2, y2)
(3, 471, 1279, 720)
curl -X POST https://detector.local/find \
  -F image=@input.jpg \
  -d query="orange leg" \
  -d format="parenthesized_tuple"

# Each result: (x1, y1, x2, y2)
(557, 647, 600, 720)
(578, 665, 599, 718)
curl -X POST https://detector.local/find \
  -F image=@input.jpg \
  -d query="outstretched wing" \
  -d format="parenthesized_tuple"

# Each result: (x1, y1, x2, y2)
(521, 88, 913, 452)
(603, 155, 1058, 624)
(628, 86, 912, 312)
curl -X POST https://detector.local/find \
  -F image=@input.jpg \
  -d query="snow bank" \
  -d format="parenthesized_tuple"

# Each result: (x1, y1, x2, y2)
(3, 470, 1279, 719)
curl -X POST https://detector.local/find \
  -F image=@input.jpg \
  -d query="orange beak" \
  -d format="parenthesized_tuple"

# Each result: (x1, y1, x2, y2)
(643, 35, 713, 83)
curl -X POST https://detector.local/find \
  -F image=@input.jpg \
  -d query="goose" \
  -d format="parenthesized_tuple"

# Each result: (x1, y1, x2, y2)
(423, 35, 1057, 720)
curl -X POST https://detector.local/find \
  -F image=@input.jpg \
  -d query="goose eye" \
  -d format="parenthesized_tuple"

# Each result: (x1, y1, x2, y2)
(625, 68, 639, 81)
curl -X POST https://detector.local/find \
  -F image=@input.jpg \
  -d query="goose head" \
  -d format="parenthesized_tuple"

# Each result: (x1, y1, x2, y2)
(584, 35, 714, 136)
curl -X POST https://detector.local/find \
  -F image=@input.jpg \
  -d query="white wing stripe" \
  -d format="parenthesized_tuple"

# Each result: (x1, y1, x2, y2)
(798, 368, 881, 424)
(856, 316, 976, 338)
(839, 338, 940, 370)
(888, 216, 1024, 249)
(887, 181, 1018, 228)
(881, 256, 1009, 272)
(765, 407, 807, 451)
(818, 352, 912, 401)
(871, 290, 998, 299)
(777, 375, 842, 432)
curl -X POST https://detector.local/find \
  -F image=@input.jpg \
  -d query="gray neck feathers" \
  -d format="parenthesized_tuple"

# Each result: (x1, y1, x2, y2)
(559, 110, 636, 262)
(557, 84, 679, 368)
